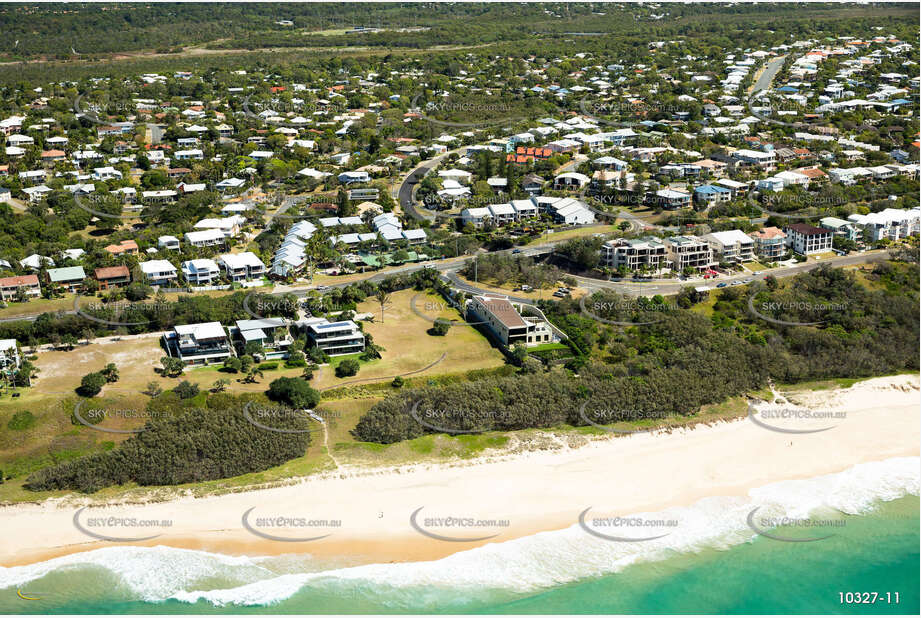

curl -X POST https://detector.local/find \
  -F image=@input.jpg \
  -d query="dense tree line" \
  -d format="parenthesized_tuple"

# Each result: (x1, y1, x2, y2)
(25, 392, 309, 493)
(353, 263, 919, 443)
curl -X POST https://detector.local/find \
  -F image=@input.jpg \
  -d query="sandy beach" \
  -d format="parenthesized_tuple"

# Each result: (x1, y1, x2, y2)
(1, 374, 918, 569)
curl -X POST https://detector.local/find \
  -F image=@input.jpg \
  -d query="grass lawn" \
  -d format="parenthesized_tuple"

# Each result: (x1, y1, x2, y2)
(0, 296, 74, 320)
(309, 289, 505, 390)
(527, 342, 569, 353)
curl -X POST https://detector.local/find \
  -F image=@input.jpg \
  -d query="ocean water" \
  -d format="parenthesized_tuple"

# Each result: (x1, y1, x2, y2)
(1, 457, 918, 615)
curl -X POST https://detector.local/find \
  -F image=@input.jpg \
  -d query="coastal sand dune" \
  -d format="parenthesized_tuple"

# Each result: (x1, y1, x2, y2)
(1, 374, 918, 568)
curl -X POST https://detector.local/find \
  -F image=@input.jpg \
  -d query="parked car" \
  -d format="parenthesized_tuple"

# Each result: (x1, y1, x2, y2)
(716, 282, 728, 288)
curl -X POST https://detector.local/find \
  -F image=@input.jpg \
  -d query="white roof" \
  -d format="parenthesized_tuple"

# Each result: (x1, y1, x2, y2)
(140, 259, 176, 274)
(488, 203, 515, 216)
(706, 230, 754, 245)
(174, 322, 226, 340)
(182, 258, 220, 273)
(218, 251, 264, 269)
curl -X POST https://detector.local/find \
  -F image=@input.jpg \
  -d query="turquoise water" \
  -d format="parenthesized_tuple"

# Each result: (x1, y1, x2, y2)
(2, 460, 918, 615)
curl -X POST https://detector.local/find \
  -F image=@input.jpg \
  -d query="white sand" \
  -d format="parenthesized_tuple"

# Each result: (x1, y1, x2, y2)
(1, 374, 918, 566)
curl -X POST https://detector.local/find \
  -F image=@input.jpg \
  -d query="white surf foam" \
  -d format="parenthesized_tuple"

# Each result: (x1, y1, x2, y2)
(2, 457, 917, 607)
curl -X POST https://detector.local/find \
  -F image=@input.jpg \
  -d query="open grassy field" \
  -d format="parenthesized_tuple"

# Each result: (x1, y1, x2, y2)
(310, 289, 506, 390)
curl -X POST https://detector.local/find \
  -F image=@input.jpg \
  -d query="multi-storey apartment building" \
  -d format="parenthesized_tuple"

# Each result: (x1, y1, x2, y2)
(702, 230, 755, 263)
(600, 237, 667, 273)
(663, 235, 715, 272)
(749, 227, 787, 260)
(784, 224, 833, 255)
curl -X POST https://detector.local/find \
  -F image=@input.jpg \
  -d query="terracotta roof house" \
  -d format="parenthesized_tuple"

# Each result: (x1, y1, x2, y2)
(94, 265, 131, 290)
(105, 240, 139, 256)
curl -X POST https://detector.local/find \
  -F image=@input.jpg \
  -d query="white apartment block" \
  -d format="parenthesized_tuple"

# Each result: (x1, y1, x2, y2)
(702, 230, 755, 263)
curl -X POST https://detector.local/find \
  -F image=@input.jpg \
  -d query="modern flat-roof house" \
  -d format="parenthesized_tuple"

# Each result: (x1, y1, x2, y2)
(0, 274, 41, 301)
(217, 252, 265, 282)
(784, 223, 833, 255)
(664, 235, 715, 272)
(0, 338, 20, 373)
(94, 265, 131, 290)
(163, 322, 233, 365)
(601, 237, 667, 273)
(731, 148, 776, 171)
(749, 227, 787, 260)
(303, 318, 366, 356)
(139, 259, 178, 286)
(467, 294, 553, 347)
(45, 266, 86, 292)
(232, 318, 293, 359)
(158, 235, 181, 251)
(185, 229, 226, 248)
(702, 230, 755, 263)
(181, 259, 221, 286)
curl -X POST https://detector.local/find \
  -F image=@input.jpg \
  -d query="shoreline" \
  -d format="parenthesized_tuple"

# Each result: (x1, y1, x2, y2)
(1, 374, 918, 570)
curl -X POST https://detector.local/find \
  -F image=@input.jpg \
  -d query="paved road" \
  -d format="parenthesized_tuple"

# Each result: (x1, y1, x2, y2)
(397, 146, 469, 222)
(0, 250, 890, 324)
(751, 55, 786, 94)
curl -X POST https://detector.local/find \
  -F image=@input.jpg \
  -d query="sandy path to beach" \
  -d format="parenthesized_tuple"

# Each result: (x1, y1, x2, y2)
(1, 375, 918, 567)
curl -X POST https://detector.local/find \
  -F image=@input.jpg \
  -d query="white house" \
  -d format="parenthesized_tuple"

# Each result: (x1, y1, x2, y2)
(217, 252, 266, 281)
(181, 258, 221, 286)
(140, 259, 178, 286)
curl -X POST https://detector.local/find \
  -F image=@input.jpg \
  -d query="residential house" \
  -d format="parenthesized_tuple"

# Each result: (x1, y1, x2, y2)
(511, 199, 539, 220)
(140, 259, 178, 286)
(45, 266, 86, 292)
(784, 223, 833, 255)
(163, 322, 233, 365)
(303, 318, 366, 356)
(540, 197, 595, 225)
(185, 229, 226, 248)
(217, 252, 266, 281)
(731, 148, 776, 171)
(694, 184, 732, 206)
(105, 240, 139, 256)
(181, 259, 221, 286)
(0, 339, 20, 372)
(653, 188, 693, 209)
(0, 274, 41, 301)
(466, 294, 553, 346)
(158, 235, 181, 251)
(232, 318, 293, 359)
(820, 217, 862, 241)
(94, 265, 131, 290)
(522, 174, 545, 195)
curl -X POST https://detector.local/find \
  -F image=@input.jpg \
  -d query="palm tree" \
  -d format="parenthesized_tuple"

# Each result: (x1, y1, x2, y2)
(375, 289, 391, 323)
